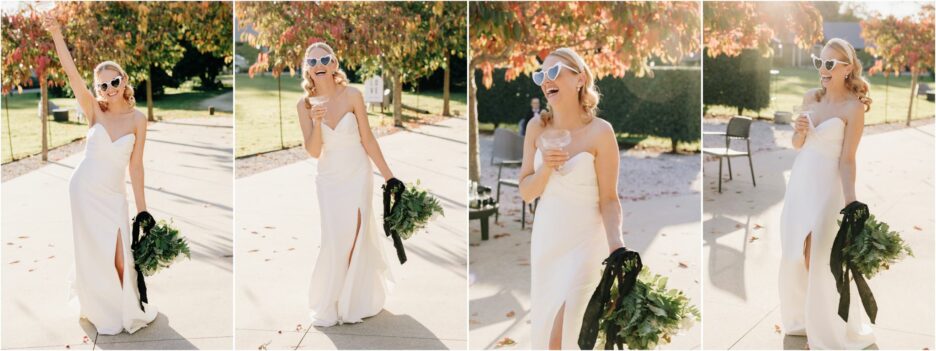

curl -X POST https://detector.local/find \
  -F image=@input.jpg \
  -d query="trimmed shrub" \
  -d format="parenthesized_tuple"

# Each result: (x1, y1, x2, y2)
(703, 49, 771, 115)
(476, 66, 700, 151)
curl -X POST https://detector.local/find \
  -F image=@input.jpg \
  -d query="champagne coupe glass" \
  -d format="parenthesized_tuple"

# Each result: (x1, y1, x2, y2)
(793, 105, 814, 131)
(539, 129, 572, 172)
(308, 96, 329, 123)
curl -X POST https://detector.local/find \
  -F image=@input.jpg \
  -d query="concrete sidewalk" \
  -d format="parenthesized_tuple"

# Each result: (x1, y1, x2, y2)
(233, 116, 468, 350)
(1, 117, 234, 349)
(468, 135, 703, 349)
(702, 122, 935, 349)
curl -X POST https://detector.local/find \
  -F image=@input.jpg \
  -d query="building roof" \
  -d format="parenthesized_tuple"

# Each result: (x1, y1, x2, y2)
(823, 22, 867, 49)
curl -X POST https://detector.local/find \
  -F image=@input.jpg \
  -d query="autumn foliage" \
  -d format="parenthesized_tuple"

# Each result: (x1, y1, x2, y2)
(703, 1, 823, 58)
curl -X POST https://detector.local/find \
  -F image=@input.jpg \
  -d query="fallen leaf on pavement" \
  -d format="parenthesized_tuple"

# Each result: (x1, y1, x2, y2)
(914, 225, 923, 231)
(495, 337, 516, 348)
(494, 233, 510, 239)
(678, 261, 689, 268)
(749, 236, 759, 243)
(506, 310, 515, 318)
(754, 224, 763, 229)
(8, 260, 19, 265)
(774, 324, 781, 333)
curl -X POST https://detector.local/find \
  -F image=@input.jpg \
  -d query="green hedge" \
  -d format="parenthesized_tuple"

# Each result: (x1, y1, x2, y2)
(476, 67, 700, 149)
(703, 49, 771, 115)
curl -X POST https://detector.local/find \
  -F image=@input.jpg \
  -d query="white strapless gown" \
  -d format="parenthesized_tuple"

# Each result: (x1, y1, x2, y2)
(779, 117, 875, 349)
(531, 149, 608, 349)
(68, 123, 157, 335)
(308, 112, 394, 327)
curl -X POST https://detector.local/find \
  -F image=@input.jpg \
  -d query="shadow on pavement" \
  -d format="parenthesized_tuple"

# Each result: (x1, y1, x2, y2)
(89, 313, 198, 350)
(313, 310, 448, 350)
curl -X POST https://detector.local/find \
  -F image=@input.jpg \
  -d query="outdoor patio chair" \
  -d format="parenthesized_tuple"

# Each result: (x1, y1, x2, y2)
(702, 116, 756, 193)
(490, 128, 534, 228)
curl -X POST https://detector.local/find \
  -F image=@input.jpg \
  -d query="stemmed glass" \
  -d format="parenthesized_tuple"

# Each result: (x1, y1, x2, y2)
(308, 96, 329, 124)
(308, 96, 329, 108)
(539, 129, 572, 172)
(793, 105, 814, 131)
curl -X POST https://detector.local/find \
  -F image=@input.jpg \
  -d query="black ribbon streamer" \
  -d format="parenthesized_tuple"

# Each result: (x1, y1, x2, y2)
(579, 247, 643, 350)
(830, 201, 878, 324)
(131, 211, 155, 313)
(382, 178, 407, 265)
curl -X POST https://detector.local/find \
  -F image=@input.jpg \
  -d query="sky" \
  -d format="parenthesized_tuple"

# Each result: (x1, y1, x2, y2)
(855, 1, 929, 18)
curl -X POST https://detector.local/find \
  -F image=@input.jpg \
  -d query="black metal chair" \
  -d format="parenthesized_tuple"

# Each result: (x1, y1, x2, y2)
(490, 128, 534, 228)
(702, 116, 756, 193)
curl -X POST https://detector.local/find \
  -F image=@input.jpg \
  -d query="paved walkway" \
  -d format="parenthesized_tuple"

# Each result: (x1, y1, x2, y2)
(1, 117, 234, 349)
(702, 122, 935, 349)
(469, 135, 702, 349)
(234, 117, 468, 349)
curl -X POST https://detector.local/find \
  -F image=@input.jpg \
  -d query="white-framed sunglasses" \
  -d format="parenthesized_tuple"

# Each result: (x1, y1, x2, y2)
(96, 76, 122, 91)
(811, 54, 849, 71)
(532, 62, 580, 86)
(306, 55, 333, 67)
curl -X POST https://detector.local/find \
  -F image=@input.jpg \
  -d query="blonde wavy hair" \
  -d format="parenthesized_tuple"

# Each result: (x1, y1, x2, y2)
(814, 38, 872, 112)
(539, 48, 601, 127)
(301, 42, 349, 109)
(93, 61, 135, 112)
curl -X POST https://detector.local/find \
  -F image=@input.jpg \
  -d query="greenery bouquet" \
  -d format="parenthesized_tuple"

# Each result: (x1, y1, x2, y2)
(384, 179, 445, 240)
(839, 213, 913, 278)
(597, 267, 701, 350)
(581, 249, 700, 350)
(831, 201, 913, 323)
(133, 218, 191, 277)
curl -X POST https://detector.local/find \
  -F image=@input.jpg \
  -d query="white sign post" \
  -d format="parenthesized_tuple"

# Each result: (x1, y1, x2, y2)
(363, 76, 384, 111)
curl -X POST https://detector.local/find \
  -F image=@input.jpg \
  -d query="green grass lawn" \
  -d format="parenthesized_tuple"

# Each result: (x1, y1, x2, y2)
(1, 87, 232, 163)
(478, 122, 701, 153)
(706, 67, 936, 125)
(234, 73, 467, 157)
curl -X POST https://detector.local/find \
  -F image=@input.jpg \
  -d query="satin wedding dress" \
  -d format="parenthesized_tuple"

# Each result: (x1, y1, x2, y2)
(779, 117, 875, 349)
(308, 112, 394, 327)
(531, 149, 609, 349)
(68, 123, 157, 335)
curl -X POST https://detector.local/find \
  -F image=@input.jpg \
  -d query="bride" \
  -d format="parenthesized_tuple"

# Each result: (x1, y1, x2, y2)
(43, 14, 158, 334)
(517, 48, 626, 349)
(296, 42, 398, 327)
(779, 38, 875, 349)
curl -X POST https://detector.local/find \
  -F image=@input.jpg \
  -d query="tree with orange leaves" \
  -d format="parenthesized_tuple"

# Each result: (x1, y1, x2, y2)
(862, 4, 935, 125)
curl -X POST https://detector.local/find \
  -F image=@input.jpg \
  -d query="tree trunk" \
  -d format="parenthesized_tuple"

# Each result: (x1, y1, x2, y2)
(146, 64, 154, 122)
(40, 76, 48, 161)
(278, 74, 284, 149)
(906, 70, 917, 127)
(468, 64, 480, 182)
(442, 53, 451, 117)
(393, 71, 403, 127)
(884, 74, 890, 123)
(737, 107, 743, 116)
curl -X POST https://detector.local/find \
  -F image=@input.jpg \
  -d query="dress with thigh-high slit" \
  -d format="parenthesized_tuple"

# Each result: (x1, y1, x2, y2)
(531, 149, 608, 349)
(779, 117, 875, 349)
(308, 112, 394, 327)
(68, 123, 157, 335)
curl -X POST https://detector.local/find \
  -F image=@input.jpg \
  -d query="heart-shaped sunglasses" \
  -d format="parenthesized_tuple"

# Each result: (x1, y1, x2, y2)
(811, 54, 849, 71)
(532, 62, 580, 86)
(306, 55, 333, 67)
(97, 76, 122, 91)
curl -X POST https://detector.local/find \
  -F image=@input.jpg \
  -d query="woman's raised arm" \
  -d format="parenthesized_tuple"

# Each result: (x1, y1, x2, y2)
(42, 13, 97, 123)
